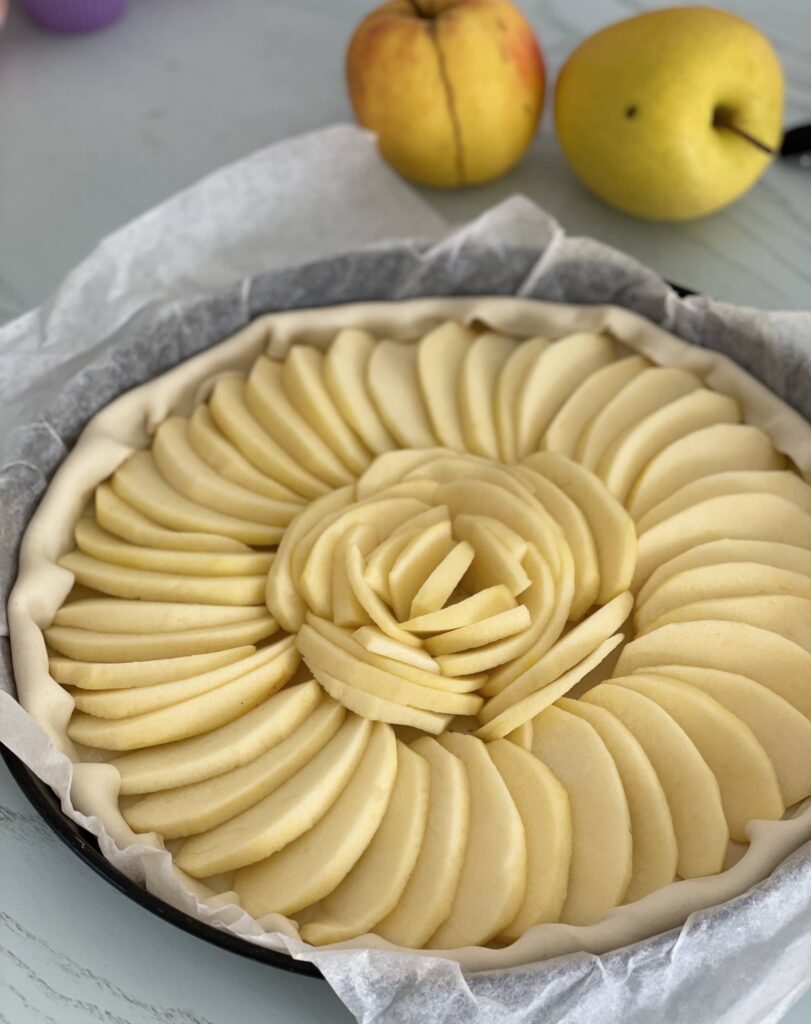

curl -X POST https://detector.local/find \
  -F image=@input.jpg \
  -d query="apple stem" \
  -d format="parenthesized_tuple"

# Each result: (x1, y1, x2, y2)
(713, 110, 776, 155)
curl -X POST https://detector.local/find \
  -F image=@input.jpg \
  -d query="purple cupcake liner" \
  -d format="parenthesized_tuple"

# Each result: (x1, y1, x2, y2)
(20, 0, 128, 33)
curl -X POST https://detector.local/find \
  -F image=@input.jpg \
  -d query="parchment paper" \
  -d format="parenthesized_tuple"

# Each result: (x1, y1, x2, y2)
(1, 124, 810, 1023)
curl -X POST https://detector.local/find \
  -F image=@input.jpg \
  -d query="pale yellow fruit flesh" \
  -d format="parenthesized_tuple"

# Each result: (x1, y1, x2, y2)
(322, 329, 395, 455)
(416, 321, 472, 451)
(312, 668, 453, 734)
(494, 338, 549, 463)
(48, 647, 252, 691)
(459, 332, 517, 460)
(53, 599, 262, 634)
(409, 541, 476, 619)
(367, 340, 437, 450)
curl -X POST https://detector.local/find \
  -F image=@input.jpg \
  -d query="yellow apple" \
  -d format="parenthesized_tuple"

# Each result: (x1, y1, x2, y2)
(346, 0, 545, 187)
(555, 7, 784, 220)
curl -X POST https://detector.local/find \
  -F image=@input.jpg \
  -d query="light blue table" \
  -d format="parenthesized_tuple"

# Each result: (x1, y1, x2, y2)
(1, 2, 809, 1021)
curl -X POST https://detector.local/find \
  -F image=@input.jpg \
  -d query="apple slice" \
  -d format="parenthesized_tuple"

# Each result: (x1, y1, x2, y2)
(209, 376, 329, 500)
(489, 739, 572, 937)
(297, 625, 482, 716)
(59, 551, 265, 606)
(453, 515, 530, 597)
(515, 333, 615, 458)
(367, 340, 437, 449)
(345, 542, 423, 648)
(596, 390, 740, 503)
(494, 337, 548, 463)
(364, 505, 450, 600)
(641, 595, 811, 652)
(416, 321, 472, 451)
(152, 416, 301, 526)
(634, 561, 811, 631)
(353, 626, 441, 673)
(459, 332, 517, 459)
(188, 404, 304, 503)
(112, 451, 285, 546)
(71, 644, 278, 718)
(559, 697, 677, 904)
(322, 328, 396, 455)
(282, 345, 371, 475)
(388, 519, 455, 621)
(575, 366, 700, 471)
(506, 721, 533, 749)
(313, 668, 453, 734)
(428, 733, 526, 948)
(300, 742, 430, 945)
(375, 737, 469, 948)
(426, 606, 531, 657)
(53, 599, 262, 634)
(48, 647, 252, 691)
(644, 666, 811, 806)
(541, 355, 648, 457)
(401, 585, 516, 634)
(530, 704, 631, 925)
(409, 541, 476, 618)
(628, 426, 789, 521)
(615, 675, 784, 840)
(481, 592, 632, 707)
(45, 615, 276, 667)
(633, 494, 811, 590)
(95, 483, 249, 553)
(474, 635, 623, 741)
(266, 485, 354, 632)
(74, 520, 273, 578)
(232, 721, 397, 917)
(68, 639, 300, 751)
(582, 683, 728, 878)
(614, 620, 811, 720)
(124, 697, 344, 839)
(523, 452, 636, 604)
(513, 466, 599, 619)
(175, 713, 373, 877)
(356, 450, 452, 499)
(332, 524, 374, 629)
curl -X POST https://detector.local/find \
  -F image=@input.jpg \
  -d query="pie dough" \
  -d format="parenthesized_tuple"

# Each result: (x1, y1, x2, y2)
(8, 298, 811, 964)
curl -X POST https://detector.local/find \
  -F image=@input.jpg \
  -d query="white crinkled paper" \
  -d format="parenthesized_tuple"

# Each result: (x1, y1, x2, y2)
(1, 124, 810, 1023)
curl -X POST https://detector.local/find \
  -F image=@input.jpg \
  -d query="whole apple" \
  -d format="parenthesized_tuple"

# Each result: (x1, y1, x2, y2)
(346, 0, 545, 188)
(555, 7, 784, 221)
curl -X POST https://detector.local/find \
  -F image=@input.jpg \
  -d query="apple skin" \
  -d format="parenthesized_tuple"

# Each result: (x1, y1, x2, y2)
(346, 0, 545, 188)
(554, 7, 784, 221)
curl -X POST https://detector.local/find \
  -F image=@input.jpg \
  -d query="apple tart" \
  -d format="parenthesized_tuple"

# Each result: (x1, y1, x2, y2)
(36, 316, 811, 950)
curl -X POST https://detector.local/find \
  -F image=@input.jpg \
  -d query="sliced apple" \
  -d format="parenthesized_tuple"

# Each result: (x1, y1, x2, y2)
(475, 634, 623, 741)
(300, 742, 430, 945)
(53, 599, 261, 634)
(416, 320, 472, 451)
(453, 515, 530, 597)
(426, 606, 531, 657)
(615, 675, 784, 840)
(428, 733, 526, 948)
(71, 644, 280, 718)
(645, 665, 811, 806)
(516, 333, 615, 458)
(560, 694, 676, 904)
(112, 680, 326, 796)
(401, 585, 516, 634)
(95, 483, 248, 553)
(459, 332, 517, 459)
(530, 704, 631, 925)
(59, 550, 265, 606)
(583, 683, 728, 878)
(353, 626, 440, 673)
(596, 390, 740, 504)
(482, 592, 632, 706)
(375, 736, 469, 948)
(367, 339, 437, 449)
(313, 668, 453, 734)
(209, 376, 329, 500)
(68, 639, 300, 751)
(124, 697, 345, 839)
(282, 344, 371, 475)
(388, 519, 455, 621)
(188, 404, 304, 503)
(409, 541, 475, 618)
(575, 366, 700, 471)
(332, 524, 374, 628)
(48, 647, 252, 691)
(232, 721, 397, 917)
(356, 450, 452, 499)
(112, 451, 283, 546)
(152, 416, 301, 525)
(175, 713, 373, 877)
(523, 452, 636, 604)
(322, 328, 396, 455)
(494, 337, 548, 463)
(542, 355, 648, 457)
(345, 542, 422, 648)
(45, 615, 276, 667)
(633, 494, 811, 590)
(364, 505, 450, 600)
(615, 620, 811, 719)
(628, 426, 789, 521)
(489, 738, 572, 937)
(506, 721, 533, 749)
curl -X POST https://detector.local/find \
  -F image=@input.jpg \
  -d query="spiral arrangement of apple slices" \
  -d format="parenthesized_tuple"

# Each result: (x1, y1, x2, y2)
(47, 320, 811, 948)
